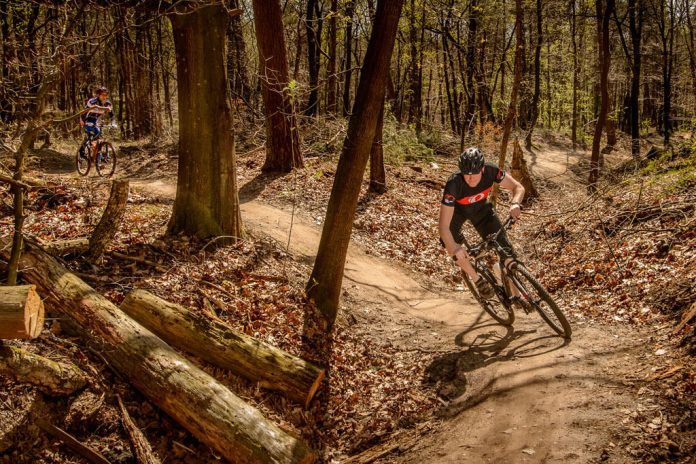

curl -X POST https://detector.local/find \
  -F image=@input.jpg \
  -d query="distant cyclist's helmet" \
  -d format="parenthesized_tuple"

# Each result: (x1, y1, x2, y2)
(458, 147, 485, 174)
(96, 86, 109, 95)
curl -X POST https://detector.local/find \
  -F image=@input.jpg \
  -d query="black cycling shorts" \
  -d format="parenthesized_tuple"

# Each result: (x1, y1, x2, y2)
(442, 206, 516, 260)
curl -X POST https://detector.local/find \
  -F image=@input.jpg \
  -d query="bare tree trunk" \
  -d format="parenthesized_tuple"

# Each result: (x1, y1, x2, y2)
(628, 0, 645, 159)
(168, 5, 243, 241)
(227, 0, 251, 103)
(524, 0, 543, 149)
(589, 0, 615, 191)
(494, 0, 524, 204)
(342, 1, 356, 115)
(327, 0, 338, 114)
(407, 0, 423, 134)
(464, 0, 479, 138)
(252, 0, 304, 172)
(307, 0, 405, 324)
(369, 96, 387, 194)
(571, 0, 579, 151)
(305, 0, 322, 116)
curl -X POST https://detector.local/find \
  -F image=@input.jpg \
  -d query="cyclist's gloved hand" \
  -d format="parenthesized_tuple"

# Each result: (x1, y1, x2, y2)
(509, 203, 521, 219)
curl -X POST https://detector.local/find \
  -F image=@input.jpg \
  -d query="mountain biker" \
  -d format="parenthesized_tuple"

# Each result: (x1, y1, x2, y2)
(81, 87, 112, 140)
(439, 147, 525, 301)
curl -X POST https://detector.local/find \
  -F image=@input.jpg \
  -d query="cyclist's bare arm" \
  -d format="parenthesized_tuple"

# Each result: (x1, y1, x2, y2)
(499, 174, 525, 218)
(439, 205, 478, 278)
(439, 205, 459, 256)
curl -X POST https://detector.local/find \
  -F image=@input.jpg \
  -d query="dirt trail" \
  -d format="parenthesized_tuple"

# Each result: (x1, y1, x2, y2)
(129, 162, 646, 463)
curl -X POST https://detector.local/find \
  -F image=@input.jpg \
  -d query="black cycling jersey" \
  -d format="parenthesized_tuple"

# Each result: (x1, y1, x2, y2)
(440, 162, 515, 258)
(441, 163, 505, 219)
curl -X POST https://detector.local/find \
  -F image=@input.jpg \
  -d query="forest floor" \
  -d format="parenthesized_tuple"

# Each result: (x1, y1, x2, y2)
(0, 129, 694, 463)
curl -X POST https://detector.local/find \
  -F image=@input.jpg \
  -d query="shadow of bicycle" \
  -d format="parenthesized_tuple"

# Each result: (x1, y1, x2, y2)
(424, 312, 569, 400)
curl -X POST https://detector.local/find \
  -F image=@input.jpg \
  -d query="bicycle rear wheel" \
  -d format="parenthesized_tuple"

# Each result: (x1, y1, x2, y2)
(96, 142, 116, 177)
(75, 144, 91, 176)
(509, 264, 572, 338)
(463, 265, 515, 326)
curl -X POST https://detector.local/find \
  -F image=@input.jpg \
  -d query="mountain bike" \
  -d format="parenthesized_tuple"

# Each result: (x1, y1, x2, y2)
(75, 122, 117, 177)
(460, 217, 572, 339)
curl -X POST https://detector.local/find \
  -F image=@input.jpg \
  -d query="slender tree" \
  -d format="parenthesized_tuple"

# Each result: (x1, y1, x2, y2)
(589, 0, 615, 191)
(342, 0, 356, 115)
(369, 96, 387, 194)
(326, 0, 339, 113)
(307, 0, 405, 324)
(524, 0, 543, 149)
(305, 0, 322, 116)
(496, 0, 524, 188)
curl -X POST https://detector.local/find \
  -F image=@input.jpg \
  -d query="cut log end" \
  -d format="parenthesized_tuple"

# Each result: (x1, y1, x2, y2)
(24, 287, 43, 338)
(305, 368, 326, 409)
(0, 285, 45, 339)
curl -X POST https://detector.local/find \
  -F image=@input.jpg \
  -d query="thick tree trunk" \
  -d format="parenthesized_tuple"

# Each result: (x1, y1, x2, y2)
(168, 5, 243, 242)
(252, 0, 304, 172)
(307, 0, 405, 324)
(1, 241, 316, 464)
(369, 97, 387, 194)
(0, 285, 44, 339)
(120, 290, 325, 407)
(589, 0, 614, 191)
(88, 180, 129, 261)
(0, 346, 88, 395)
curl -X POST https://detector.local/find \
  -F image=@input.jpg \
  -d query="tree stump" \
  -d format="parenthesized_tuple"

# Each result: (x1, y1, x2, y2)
(0, 285, 44, 339)
(511, 139, 539, 201)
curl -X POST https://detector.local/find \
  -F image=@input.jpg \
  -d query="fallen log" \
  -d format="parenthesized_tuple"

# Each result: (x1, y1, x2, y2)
(0, 285, 44, 339)
(120, 290, 325, 407)
(41, 238, 89, 257)
(2, 240, 316, 464)
(0, 345, 88, 395)
(88, 179, 129, 261)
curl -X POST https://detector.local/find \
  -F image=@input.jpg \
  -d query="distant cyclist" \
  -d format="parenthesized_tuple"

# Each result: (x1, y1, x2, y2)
(81, 86, 112, 140)
(439, 147, 525, 301)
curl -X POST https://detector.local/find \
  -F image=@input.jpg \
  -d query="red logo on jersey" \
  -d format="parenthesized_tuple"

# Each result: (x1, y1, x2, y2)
(456, 186, 493, 205)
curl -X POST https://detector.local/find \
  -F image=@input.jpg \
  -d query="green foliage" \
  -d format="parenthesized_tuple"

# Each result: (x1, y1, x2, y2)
(382, 115, 434, 165)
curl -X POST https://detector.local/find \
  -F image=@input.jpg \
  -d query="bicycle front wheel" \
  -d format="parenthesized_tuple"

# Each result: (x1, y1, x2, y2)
(463, 265, 515, 326)
(509, 264, 572, 338)
(96, 142, 116, 177)
(75, 145, 91, 176)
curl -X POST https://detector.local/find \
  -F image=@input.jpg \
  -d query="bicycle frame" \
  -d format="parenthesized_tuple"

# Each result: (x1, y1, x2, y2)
(465, 217, 522, 305)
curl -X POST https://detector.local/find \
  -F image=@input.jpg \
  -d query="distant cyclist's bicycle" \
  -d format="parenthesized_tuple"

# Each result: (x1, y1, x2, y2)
(460, 217, 572, 339)
(76, 122, 117, 177)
